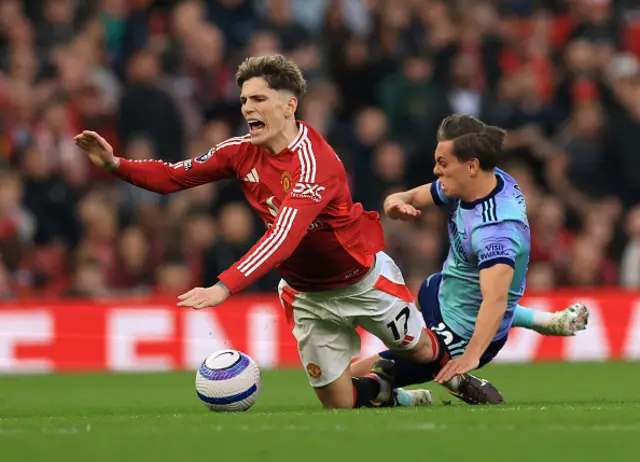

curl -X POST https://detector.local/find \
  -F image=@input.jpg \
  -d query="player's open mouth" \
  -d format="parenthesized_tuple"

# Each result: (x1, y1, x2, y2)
(248, 120, 265, 135)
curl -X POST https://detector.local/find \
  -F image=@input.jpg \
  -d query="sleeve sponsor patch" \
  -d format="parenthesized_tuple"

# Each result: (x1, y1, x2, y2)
(195, 147, 215, 163)
(478, 243, 511, 261)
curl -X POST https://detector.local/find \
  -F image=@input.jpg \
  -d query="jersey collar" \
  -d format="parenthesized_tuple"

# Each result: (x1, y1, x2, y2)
(459, 173, 504, 210)
(286, 122, 305, 150)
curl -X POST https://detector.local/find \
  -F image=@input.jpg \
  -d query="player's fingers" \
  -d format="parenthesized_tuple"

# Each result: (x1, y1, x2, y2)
(194, 301, 210, 310)
(440, 368, 457, 384)
(182, 299, 202, 308)
(399, 206, 420, 219)
(434, 364, 451, 383)
(83, 131, 106, 146)
(177, 295, 199, 307)
(91, 132, 110, 148)
(397, 207, 416, 221)
(437, 361, 460, 383)
(178, 289, 197, 300)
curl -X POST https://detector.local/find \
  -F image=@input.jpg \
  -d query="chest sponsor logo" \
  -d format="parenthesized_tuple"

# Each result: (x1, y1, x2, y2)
(291, 183, 325, 202)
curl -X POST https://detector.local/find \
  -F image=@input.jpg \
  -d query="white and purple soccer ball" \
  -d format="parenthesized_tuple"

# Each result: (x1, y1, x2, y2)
(195, 349, 262, 412)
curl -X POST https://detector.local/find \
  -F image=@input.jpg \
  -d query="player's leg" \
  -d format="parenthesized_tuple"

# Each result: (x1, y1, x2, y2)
(370, 318, 506, 405)
(363, 271, 502, 405)
(512, 303, 589, 336)
(314, 365, 378, 409)
(279, 280, 393, 409)
(350, 355, 378, 377)
(349, 354, 434, 406)
(356, 255, 451, 403)
(351, 352, 503, 406)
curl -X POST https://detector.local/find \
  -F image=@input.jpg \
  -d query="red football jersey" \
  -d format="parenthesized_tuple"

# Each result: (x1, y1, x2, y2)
(113, 122, 386, 293)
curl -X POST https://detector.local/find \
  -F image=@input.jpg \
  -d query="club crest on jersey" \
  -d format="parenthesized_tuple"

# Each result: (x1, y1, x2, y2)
(281, 171, 292, 192)
(195, 147, 215, 163)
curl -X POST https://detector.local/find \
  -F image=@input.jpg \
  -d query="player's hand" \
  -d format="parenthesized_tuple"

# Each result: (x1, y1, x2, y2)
(74, 130, 119, 171)
(385, 202, 421, 221)
(434, 353, 480, 384)
(177, 283, 230, 310)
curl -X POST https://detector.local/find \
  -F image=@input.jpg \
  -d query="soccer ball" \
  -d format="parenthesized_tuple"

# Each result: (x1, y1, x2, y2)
(195, 349, 262, 412)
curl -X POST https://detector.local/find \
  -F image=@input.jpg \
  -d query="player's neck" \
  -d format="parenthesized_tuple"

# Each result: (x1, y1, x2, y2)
(265, 120, 299, 155)
(462, 172, 498, 203)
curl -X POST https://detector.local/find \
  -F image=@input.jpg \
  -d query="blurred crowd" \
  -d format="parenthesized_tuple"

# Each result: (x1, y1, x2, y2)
(2, 0, 640, 300)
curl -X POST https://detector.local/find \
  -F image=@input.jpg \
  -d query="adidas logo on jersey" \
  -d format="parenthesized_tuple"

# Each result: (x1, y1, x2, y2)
(243, 168, 259, 183)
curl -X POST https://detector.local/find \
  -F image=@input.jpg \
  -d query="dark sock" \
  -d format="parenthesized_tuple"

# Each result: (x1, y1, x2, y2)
(351, 377, 381, 408)
(379, 331, 449, 388)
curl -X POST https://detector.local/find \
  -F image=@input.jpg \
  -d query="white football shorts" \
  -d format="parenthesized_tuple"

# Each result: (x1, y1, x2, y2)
(278, 251, 424, 387)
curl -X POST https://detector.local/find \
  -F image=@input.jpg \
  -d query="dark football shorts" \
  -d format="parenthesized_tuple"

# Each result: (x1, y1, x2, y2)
(417, 272, 507, 368)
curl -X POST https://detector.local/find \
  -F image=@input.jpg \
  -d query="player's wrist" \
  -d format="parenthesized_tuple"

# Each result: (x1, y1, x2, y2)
(464, 337, 487, 361)
(384, 197, 403, 214)
(214, 280, 231, 296)
(106, 157, 120, 172)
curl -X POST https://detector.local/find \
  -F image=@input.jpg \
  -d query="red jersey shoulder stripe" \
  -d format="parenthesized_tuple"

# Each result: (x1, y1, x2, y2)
(290, 125, 317, 183)
(216, 135, 251, 151)
(171, 135, 251, 169)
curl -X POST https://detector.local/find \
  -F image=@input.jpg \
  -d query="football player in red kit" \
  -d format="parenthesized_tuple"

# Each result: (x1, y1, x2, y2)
(75, 54, 444, 409)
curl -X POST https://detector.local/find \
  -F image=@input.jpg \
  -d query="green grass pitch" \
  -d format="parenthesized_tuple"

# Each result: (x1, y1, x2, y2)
(1, 362, 638, 461)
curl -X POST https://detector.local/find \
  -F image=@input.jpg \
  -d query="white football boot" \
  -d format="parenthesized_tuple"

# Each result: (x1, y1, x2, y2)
(393, 388, 433, 407)
(535, 303, 589, 336)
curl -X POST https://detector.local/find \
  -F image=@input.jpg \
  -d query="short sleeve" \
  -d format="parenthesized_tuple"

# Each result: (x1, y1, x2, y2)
(472, 222, 519, 271)
(430, 180, 450, 206)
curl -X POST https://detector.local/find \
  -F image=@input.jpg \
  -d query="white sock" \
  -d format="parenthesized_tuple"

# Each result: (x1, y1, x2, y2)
(532, 310, 554, 328)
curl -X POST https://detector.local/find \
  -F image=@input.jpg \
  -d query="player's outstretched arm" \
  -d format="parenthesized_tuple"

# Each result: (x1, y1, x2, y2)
(178, 174, 339, 309)
(74, 130, 119, 170)
(384, 182, 447, 220)
(74, 130, 239, 193)
(215, 179, 336, 295)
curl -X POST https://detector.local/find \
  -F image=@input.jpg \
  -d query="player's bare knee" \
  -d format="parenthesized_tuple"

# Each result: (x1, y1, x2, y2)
(315, 387, 354, 409)
(405, 329, 438, 363)
(313, 369, 355, 409)
(319, 396, 353, 409)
